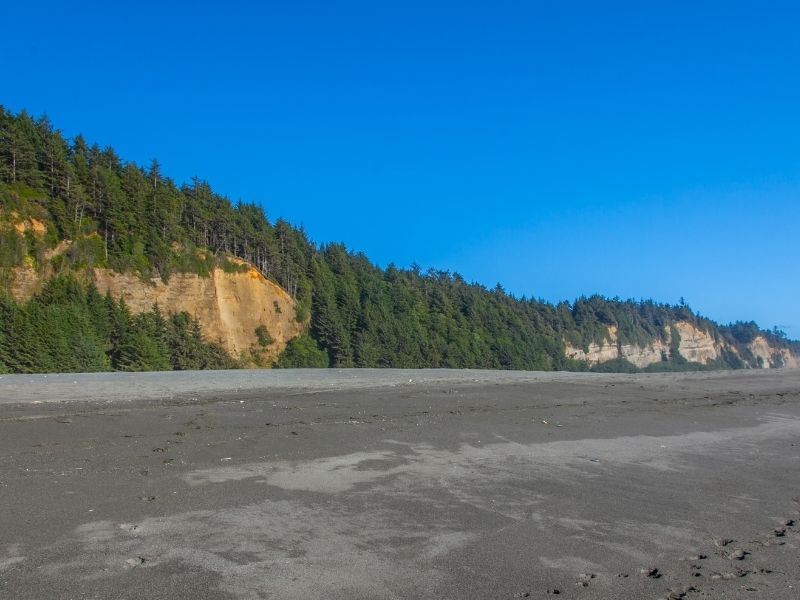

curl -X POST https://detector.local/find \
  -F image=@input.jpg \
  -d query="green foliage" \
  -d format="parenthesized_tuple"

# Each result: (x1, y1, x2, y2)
(294, 298, 310, 323)
(275, 333, 329, 368)
(255, 325, 274, 348)
(590, 358, 640, 373)
(218, 256, 249, 273)
(2, 106, 796, 373)
(669, 325, 688, 365)
(67, 234, 107, 268)
(167, 245, 215, 278)
(644, 360, 709, 373)
(0, 229, 25, 267)
(0, 275, 237, 373)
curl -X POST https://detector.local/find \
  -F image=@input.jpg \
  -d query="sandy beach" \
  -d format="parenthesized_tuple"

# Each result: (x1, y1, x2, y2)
(1, 369, 799, 599)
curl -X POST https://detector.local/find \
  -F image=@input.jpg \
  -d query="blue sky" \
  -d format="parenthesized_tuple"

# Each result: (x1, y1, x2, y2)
(3, 1, 799, 333)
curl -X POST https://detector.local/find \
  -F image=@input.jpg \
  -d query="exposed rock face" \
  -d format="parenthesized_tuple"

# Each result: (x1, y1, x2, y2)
(13, 218, 47, 235)
(1, 211, 47, 236)
(565, 325, 620, 364)
(673, 321, 724, 364)
(6, 260, 304, 364)
(565, 321, 798, 369)
(565, 324, 671, 368)
(92, 265, 303, 361)
(748, 336, 800, 369)
(7, 265, 42, 299)
(621, 339, 670, 368)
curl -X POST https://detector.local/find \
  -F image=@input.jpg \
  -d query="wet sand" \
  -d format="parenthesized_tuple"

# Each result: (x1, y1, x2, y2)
(1, 369, 799, 599)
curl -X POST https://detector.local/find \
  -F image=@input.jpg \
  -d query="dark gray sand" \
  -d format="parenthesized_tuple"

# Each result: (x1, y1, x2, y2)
(1, 369, 799, 599)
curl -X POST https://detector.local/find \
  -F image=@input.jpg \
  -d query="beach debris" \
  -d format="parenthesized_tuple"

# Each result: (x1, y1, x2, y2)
(687, 554, 707, 561)
(664, 586, 698, 600)
(640, 566, 661, 578)
(710, 571, 746, 580)
(714, 537, 735, 547)
(729, 549, 747, 560)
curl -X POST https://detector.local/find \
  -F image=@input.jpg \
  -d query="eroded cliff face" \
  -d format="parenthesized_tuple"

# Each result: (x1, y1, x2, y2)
(565, 321, 798, 369)
(92, 265, 303, 362)
(565, 325, 621, 365)
(672, 321, 725, 364)
(565, 324, 672, 368)
(7, 259, 304, 364)
(748, 336, 800, 369)
(621, 339, 671, 368)
(7, 265, 42, 299)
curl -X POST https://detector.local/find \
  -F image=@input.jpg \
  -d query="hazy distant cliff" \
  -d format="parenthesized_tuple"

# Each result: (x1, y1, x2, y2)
(565, 321, 799, 370)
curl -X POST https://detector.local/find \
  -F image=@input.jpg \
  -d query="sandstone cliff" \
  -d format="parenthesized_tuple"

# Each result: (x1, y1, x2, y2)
(7, 259, 304, 364)
(564, 324, 670, 368)
(92, 264, 303, 362)
(748, 335, 800, 369)
(565, 321, 797, 370)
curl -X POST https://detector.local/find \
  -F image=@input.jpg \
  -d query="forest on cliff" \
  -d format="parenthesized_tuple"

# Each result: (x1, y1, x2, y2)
(1, 107, 797, 373)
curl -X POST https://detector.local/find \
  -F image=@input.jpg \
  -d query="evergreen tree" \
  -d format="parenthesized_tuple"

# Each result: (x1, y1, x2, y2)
(0, 107, 796, 373)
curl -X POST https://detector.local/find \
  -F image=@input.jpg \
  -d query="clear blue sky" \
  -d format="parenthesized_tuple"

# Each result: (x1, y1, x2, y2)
(3, 1, 799, 333)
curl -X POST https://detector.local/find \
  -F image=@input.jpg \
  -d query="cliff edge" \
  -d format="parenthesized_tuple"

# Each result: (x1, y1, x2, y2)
(565, 321, 799, 369)
(8, 257, 304, 365)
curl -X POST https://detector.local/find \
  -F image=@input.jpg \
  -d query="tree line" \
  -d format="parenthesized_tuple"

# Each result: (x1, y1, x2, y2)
(1, 106, 796, 372)
(0, 275, 235, 373)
